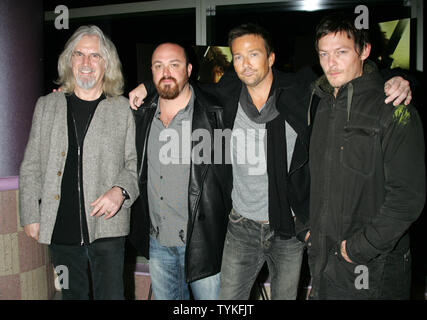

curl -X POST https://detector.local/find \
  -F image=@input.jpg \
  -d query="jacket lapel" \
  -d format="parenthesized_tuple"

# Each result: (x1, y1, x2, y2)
(223, 86, 240, 130)
(134, 95, 157, 185)
(51, 93, 69, 154)
(189, 96, 211, 193)
(274, 86, 310, 175)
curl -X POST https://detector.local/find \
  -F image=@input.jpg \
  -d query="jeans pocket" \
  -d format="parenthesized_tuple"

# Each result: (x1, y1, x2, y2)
(228, 209, 245, 224)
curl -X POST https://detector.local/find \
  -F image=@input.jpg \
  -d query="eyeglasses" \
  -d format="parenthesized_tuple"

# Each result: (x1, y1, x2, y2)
(72, 51, 103, 63)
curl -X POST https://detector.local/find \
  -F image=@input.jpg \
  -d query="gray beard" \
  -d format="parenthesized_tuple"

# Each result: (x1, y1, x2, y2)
(76, 77, 97, 90)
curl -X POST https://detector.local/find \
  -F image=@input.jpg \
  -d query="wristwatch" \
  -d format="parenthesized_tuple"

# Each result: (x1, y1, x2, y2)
(115, 186, 130, 200)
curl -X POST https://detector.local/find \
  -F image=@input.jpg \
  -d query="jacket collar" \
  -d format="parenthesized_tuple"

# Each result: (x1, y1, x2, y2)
(223, 67, 280, 129)
(309, 60, 384, 124)
(134, 86, 214, 134)
(312, 59, 383, 99)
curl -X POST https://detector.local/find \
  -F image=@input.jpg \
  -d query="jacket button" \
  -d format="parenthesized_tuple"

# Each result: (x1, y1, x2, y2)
(61, 151, 66, 157)
(307, 242, 312, 247)
(340, 146, 344, 150)
(54, 194, 60, 200)
(57, 171, 62, 176)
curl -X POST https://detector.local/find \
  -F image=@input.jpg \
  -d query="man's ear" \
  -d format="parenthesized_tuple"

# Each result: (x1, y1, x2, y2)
(187, 63, 193, 78)
(360, 43, 371, 61)
(268, 52, 275, 68)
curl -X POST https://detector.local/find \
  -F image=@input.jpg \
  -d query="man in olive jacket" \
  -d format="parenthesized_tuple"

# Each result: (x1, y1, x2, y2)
(306, 15, 425, 300)
(19, 25, 139, 300)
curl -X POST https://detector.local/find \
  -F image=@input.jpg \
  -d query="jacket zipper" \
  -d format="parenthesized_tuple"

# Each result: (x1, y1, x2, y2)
(330, 96, 344, 246)
(319, 96, 337, 259)
(71, 115, 84, 246)
(71, 109, 97, 246)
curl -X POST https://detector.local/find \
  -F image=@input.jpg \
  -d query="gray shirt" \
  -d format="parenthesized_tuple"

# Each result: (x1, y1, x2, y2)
(231, 103, 269, 221)
(231, 103, 298, 222)
(147, 87, 195, 247)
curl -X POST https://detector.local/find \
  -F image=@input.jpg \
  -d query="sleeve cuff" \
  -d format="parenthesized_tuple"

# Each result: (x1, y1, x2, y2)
(346, 232, 381, 264)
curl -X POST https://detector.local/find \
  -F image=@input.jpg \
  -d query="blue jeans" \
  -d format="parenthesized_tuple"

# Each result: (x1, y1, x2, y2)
(149, 236, 220, 300)
(49, 237, 125, 300)
(219, 209, 305, 300)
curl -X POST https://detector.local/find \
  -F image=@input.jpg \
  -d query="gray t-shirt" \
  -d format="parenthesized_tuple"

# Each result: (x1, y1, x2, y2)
(231, 103, 298, 221)
(147, 87, 194, 247)
(231, 104, 269, 221)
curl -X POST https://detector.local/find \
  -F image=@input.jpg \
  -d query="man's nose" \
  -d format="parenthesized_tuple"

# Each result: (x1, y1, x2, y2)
(242, 56, 250, 68)
(328, 55, 337, 68)
(163, 66, 171, 77)
(82, 55, 91, 65)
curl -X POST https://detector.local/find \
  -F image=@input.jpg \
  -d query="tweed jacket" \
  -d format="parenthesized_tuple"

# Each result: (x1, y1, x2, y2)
(19, 92, 139, 244)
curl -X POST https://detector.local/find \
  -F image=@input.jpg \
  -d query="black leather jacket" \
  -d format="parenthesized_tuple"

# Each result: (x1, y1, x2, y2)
(128, 86, 232, 283)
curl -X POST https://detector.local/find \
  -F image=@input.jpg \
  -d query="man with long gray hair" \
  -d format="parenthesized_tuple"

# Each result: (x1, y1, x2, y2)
(19, 25, 139, 299)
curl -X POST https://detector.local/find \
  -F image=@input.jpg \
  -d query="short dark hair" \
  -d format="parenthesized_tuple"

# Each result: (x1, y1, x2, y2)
(152, 42, 190, 65)
(315, 13, 370, 56)
(227, 23, 274, 56)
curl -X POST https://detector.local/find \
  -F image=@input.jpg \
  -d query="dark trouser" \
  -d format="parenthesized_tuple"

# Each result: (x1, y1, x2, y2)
(310, 247, 412, 300)
(379, 248, 412, 300)
(49, 237, 125, 300)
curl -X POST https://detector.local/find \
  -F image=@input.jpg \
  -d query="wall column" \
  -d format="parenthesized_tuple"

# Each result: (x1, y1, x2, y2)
(0, 0, 55, 300)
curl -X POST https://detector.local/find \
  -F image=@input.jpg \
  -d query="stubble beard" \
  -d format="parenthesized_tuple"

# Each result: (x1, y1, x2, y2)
(156, 77, 181, 100)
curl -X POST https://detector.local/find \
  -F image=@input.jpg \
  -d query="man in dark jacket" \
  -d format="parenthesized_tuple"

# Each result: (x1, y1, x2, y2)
(128, 42, 231, 300)
(305, 15, 425, 299)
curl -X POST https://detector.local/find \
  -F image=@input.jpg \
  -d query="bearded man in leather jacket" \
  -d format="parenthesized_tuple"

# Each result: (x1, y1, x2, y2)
(128, 42, 231, 300)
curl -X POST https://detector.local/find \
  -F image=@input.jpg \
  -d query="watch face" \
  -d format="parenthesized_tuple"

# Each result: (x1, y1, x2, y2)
(122, 188, 129, 199)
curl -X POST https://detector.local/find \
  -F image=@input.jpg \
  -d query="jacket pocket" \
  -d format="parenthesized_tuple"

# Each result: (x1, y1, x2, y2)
(341, 126, 379, 176)
(323, 243, 384, 299)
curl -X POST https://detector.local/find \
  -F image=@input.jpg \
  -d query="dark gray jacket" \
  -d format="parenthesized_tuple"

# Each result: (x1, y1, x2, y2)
(307, 61, 425, 299)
